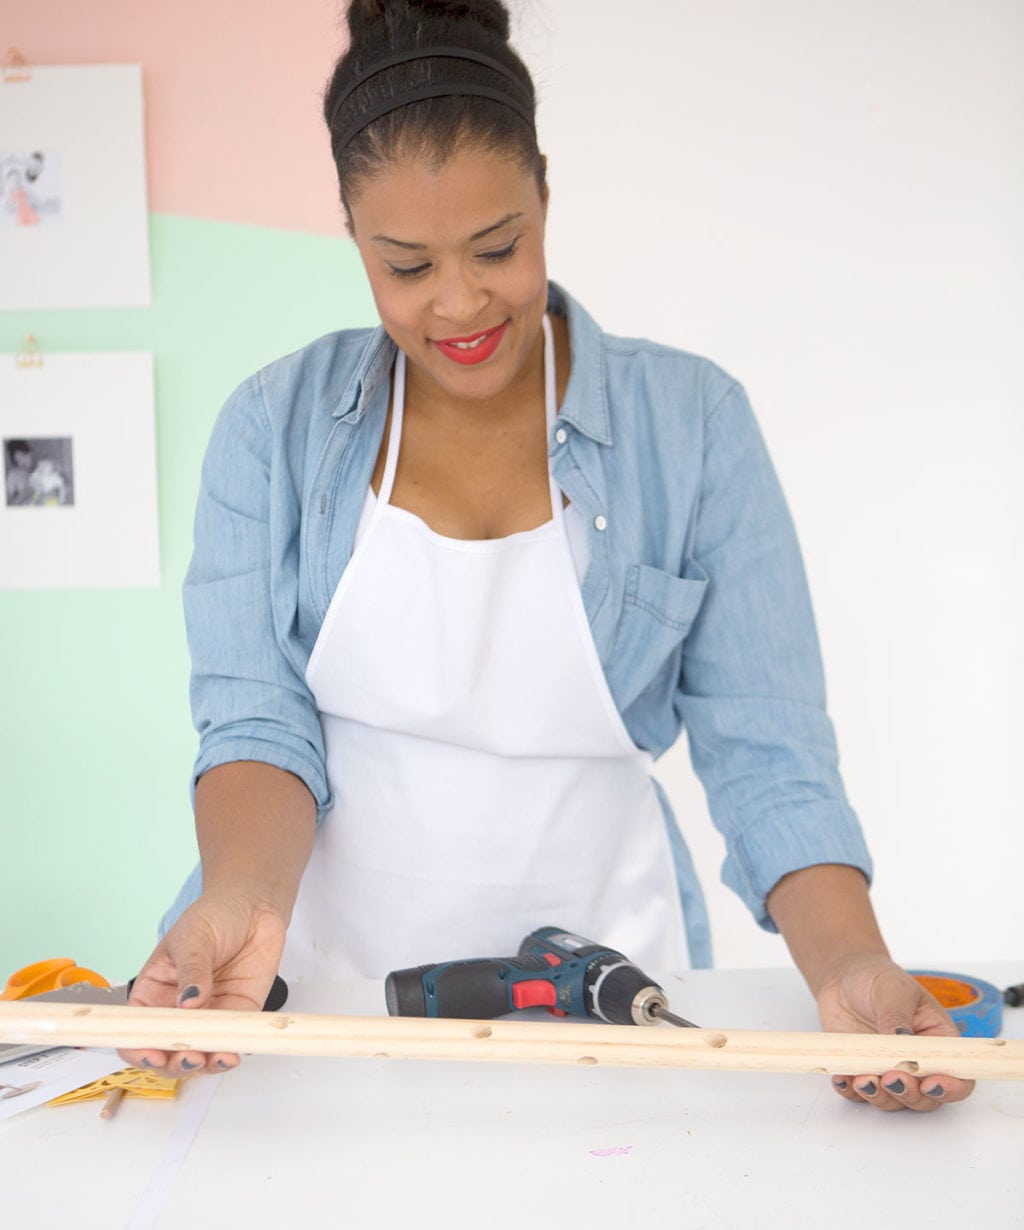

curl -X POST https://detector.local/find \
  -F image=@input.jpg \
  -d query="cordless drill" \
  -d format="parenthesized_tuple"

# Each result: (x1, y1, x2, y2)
(384, 926, 697, 1027)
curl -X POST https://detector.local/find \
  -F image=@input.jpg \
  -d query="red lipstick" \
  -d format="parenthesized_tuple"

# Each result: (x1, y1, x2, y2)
(432, 320, 508, 366)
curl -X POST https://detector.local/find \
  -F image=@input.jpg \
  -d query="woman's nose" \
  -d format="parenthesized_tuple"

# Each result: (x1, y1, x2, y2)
(432, 263, 488, 327)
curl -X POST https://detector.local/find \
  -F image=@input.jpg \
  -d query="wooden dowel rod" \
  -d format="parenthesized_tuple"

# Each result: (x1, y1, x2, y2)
(99, 1087, 125, 1120)
(1, 1001, 1020, 1080)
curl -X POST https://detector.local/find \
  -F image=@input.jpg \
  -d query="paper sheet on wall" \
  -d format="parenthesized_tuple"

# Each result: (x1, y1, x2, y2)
(0, 64, 151, 310)
(0, 351, 160, 589)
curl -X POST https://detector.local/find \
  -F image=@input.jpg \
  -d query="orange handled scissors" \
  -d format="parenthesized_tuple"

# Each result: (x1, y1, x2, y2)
(1, 958, 110, 1001)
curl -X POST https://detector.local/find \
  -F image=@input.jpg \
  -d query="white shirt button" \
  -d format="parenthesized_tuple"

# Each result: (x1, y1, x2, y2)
(594, 515, 607, 532)
(554, 427, 567, 445)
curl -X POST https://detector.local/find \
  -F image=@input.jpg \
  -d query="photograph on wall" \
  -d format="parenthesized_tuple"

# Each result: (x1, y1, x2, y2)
(0, 352, 159, 589)
(0, 66, 150, 309)
(0, 150, 63, 226)
(4, 435, 74, 506)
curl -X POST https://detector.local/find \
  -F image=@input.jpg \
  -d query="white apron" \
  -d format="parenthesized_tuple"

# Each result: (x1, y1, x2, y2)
(282, 317, 688, 979)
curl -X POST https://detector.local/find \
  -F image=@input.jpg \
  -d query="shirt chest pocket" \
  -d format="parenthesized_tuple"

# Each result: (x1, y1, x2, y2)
(604, 561, 709, 715)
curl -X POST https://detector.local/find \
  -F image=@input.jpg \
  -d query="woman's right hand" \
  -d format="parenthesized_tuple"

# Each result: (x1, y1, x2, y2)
(120, 892, 288, 1076)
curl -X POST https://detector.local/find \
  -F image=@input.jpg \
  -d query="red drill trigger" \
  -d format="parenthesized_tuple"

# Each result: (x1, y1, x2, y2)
(511, 979, 558, 1010)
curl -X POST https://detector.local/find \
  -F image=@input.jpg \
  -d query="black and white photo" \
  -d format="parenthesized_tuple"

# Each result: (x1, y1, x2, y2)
(4, 435, 74, 507)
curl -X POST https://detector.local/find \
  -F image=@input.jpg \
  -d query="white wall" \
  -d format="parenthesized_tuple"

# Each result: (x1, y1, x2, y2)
(515, 0, 1024, 967)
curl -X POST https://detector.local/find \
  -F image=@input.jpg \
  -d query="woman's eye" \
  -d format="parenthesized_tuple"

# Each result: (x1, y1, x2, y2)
(478, 238, 519, 263)
(387, 262, 431, 280)
(385, 238, 518, 279)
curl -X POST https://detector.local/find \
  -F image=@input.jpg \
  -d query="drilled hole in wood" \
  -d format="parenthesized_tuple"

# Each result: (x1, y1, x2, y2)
(269, 1016, 291, 1031)
(471, 1025, 492, 1039)
(705, 1033, 728, 1049)
(578, 1056, 598, 1066)
(895, 1060, 920, 1074)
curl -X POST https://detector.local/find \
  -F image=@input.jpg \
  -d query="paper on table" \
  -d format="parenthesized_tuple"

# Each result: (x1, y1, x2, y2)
(0, 1046, 123, 1120)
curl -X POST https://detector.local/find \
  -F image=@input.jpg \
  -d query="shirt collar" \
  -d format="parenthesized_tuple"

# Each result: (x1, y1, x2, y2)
(333, 327, 395, 421)
(333, 281, 612, 445)
(547, 281, 612, 445)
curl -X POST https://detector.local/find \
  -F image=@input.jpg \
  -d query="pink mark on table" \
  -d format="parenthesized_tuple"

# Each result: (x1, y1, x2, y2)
(590, 1145, 633, 1157)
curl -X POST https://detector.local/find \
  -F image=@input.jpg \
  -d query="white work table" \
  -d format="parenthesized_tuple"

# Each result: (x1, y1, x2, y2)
(3, 963, 1022, 1229)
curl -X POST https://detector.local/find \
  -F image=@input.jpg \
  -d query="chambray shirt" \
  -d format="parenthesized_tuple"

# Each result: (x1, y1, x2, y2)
(168, 282, 871, 967)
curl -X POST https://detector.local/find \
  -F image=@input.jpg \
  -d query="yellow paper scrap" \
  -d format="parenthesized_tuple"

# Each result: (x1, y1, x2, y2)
(48, 1067, 180, 1106)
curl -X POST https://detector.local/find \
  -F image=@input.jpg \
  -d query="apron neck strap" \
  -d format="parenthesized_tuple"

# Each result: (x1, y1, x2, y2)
(381, 317, 556, 510)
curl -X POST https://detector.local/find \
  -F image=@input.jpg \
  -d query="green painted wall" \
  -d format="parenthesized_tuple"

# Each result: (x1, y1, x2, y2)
(0, 213, 375, 983)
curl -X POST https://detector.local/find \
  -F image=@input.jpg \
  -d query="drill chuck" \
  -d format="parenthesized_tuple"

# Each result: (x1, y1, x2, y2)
(587, 958, 668, 1025)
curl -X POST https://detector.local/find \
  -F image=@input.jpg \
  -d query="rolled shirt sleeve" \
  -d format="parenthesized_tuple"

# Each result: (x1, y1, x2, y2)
(183, 374, 331, 817)
(677, 382, 872, 930)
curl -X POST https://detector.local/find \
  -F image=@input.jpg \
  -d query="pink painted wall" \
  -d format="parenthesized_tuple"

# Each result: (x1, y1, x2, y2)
(10, 0, 350, 235)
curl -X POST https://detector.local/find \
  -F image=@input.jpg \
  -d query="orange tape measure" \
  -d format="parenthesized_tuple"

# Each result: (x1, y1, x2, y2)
(910, 970, 1003, 1038)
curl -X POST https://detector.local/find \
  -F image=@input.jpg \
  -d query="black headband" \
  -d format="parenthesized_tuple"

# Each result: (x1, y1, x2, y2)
(330, 46, 536, 155)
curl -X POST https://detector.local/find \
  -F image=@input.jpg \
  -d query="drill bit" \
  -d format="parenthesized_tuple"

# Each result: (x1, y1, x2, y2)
(649, 1001, 700, 1029)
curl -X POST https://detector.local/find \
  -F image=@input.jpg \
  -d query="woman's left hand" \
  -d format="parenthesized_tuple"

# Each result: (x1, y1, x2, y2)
(817, 954, 975, 1112)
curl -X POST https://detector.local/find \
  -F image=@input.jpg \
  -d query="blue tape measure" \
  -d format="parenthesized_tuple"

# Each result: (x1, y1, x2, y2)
(909, 970, 1003, 1038)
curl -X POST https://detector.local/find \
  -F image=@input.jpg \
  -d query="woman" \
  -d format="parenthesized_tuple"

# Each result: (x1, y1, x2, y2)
(126, 0, 970, 1113)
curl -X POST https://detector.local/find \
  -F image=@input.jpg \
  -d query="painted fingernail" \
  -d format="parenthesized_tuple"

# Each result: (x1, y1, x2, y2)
(139, 1057, 153, 1068)
(894, 1026, 914, 1036)
(858, 1081, 878, 1097)
(884, 1078, 906, 1095)
(832, 1079, 848, 1090)
(924, 1084, 944, 1098)
(216, 1060, 231, 1070)
(178, 985, 200, 1005)
(180, 1059, 198, 1071)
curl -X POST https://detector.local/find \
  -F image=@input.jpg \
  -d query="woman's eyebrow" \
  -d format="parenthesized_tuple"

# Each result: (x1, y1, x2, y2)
(371, 211, 524, 249)
(468, 212, 523, 241)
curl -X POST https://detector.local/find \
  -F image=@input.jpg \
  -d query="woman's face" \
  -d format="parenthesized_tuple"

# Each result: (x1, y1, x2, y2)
(348, 144, 549, 409)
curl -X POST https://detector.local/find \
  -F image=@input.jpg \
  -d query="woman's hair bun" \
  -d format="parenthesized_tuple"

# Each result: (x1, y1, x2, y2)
(329, 0, 541, 212)
(346, 0, 511, 44)
(409, 0, 510, 37)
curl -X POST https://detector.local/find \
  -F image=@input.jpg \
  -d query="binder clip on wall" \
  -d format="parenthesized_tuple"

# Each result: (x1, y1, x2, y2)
(15, 335, 43, 369)
(2, 48, 31, 85)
